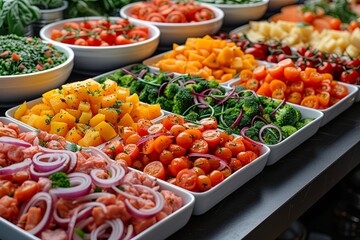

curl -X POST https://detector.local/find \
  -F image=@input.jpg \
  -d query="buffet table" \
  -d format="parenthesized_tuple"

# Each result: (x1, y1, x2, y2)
(1, 69, 359, 239)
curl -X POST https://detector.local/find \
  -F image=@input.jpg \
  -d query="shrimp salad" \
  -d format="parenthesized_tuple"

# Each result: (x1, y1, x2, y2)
(0, 120, 184, 240)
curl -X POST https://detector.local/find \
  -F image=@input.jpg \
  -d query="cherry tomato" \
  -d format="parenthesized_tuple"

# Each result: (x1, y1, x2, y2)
(176, 169, 197, 191)
(168, 157, 190, 177)
(202, 129, 221, 147)
(99, 30, 116, 45)
(340, 70, 359, 84)
(162, 114, 185, 130)
(143, 161, 166, 180)
(193, 157, 211, 173)
(137, 119, 152, 136)
(196, 175, 212, 192)
(115, 35, 132, 45)
(244, 47, 265, 60)
(317, 62, 333, 74)
(190, 139, 209, 154)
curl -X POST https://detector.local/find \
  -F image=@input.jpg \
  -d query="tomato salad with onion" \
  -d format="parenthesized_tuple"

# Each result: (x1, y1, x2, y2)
(0, 121, 184, 240)
(127, 0, 217, 23)
(101, 114, 263, 192)
(50, 18, 151, 46)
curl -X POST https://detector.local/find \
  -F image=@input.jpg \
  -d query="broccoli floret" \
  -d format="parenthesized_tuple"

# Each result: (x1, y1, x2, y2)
(156, 96, 173, 112)
(172, 88, 194, 115)
(119, 75, 136, 87)
(294, 109, 302, 123)
(164, 83, 180, 99)
(49, 172, 70, 188)
(252, 120, 267, 130)
(281, 125, 298, 139)
(274, 104, 298, 127)
(295, 118, 314, 129)
(259, 126, 281, 145)
(258, 96, 279, 109)
(192, 80, 209, 93)
(143, 72, 168, 85)
(244, 126, 260, 142)
(204, 96, 216, 106)
(208, 79, 220, 89)
(235, 85, 247, 93)
(221, 107, 240, 128)
(237, 114, 251, 129)
(185, 111, 200, 122)
(129, 81, 143, 95)
(139, 85, 159, 104)
(241, 97, 261, 117)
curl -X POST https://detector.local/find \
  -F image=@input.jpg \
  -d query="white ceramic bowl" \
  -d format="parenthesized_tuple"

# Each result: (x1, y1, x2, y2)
(120, 2, 224, 47)
(40, 16, 160, 75)
(205, 0, 269, 26)
(0, 42, 74, 106)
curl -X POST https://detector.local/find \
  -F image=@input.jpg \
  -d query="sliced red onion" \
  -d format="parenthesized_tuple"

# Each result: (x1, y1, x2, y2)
(158, 82, 168, 97)
(188, 153, 229, 170)
(86, 146, 113, 165)
(124, 184, 164, 218)
(37, 147, 77, 173)
(197, 95, 210, 109)
(123, 224, 134, 240)
(54, 202, 107, 227)
(168, 75, 181, 85)
(111, 185, 143, 201)
(270, 98, 286, 117)
(73, 217, 94, 240)
(0, 136, 32, 147)
(183, 80, 196, 85)
(217, 88, 236, 106)
(67, 208, 79, 240)
(121, 68, 138, 79)
(258, 104, 264, 115)
(240, 127, 263, 147)
(259, 124, 282, 144)
(0, 158, 32, 175)
(138, 68, 148, 78)
(209, 88, 224, 101)
(49, 172, 92, 198)
(32, 152, 69, 172)
(231, 109, 243, 129)
(90, 219, 124, 240)
(90, 164, 125, 188)
(166, 72, 174, 77)
(21, 192, 53, 235)
(73, 192, 113, 203)
(135, 133, 168, 146)
(29, 163, 68, 181)
(251, 115, 269, 126)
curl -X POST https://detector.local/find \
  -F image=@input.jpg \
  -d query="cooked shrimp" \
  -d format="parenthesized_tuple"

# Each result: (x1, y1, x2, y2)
(0, 127, 17, 138)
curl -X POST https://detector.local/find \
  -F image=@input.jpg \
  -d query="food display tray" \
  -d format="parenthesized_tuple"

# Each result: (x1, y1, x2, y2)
(0, 117, 195, 240)
(227, 79, 358, 127)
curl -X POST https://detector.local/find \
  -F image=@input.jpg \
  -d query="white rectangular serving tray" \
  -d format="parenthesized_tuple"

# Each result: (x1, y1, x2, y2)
(227, 79, 358, 127)
(0, 117, 195, 240)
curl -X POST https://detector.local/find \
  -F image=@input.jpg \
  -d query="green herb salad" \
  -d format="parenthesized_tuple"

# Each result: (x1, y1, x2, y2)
(0, 35, 68, 76)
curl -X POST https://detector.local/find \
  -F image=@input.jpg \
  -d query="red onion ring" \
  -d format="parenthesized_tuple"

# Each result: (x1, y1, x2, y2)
(90, 219, 124, 240)
(0, 136, 32, 147)
(53, 202, 107, 227)
(231, 109, 243, 129)
(36, 147, 77, 173)
(29, 163, 68, 181)
(259, 124, 282, 144)
(32, 152, 69, 172)
(20, 192, 53, 235)
(67, 208, 79, 240)
(123, 224, 134, 240)
(86, 146, 114, 165)
(217, 88, 236, 106)
(111, 185, 143, 201)
(138, 68, 148, 78)
(188, 153, 229, 170)
(240, 127, 263, 147)
(0, 158, 32, 175)
(251, 115, 269, 126)
(158, 82, 168, 97)
(135, 132, 169, 146)
(124, 184, 164, 218)
(73, 217, 94, 240)
(90, 164, 125, 188)
(49, 172, 92, 199)
(121, 68, 138, 79)
(270, 98, 286, 117)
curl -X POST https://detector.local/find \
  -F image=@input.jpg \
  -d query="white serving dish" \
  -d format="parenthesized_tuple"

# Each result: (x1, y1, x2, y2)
(0, 41, 74, 105)
(0, 169, 195, 240)
(6, 98, 165, 145)
(228, 79, 357, 127)
(120, 2, 224, 47)
(205, 0, 269, 26)
(40, 16, 160, 75)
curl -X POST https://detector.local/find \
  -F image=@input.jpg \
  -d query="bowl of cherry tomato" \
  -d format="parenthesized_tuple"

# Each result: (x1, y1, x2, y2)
(120, 0, 224, 47)
(40, 17, 160, 75)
